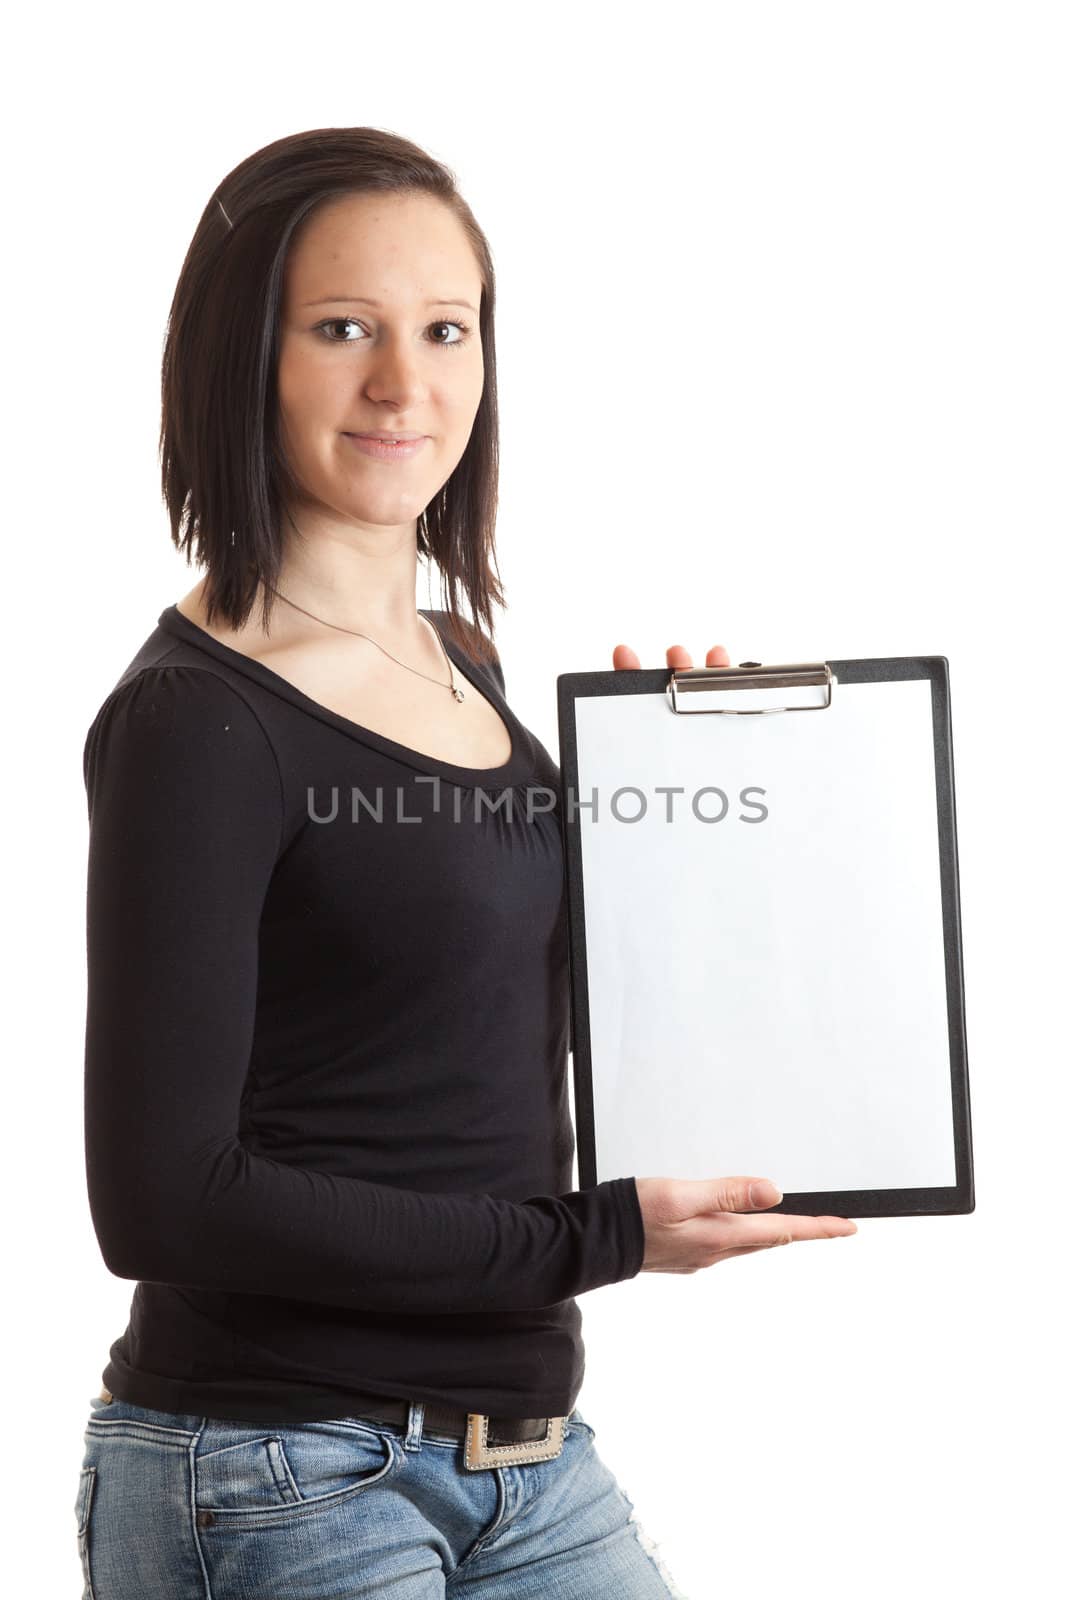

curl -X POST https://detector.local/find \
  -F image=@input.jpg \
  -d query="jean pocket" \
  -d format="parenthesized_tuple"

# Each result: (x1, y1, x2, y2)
(74, 1465, 97, 1599)
(195, 1418, 400, 1524)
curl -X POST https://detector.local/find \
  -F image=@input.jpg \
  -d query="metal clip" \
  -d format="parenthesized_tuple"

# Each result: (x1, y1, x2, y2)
(667, 660, 834, 715)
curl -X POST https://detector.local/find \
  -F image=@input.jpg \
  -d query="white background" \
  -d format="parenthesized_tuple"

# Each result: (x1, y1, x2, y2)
(5, 3, 1063, 1595)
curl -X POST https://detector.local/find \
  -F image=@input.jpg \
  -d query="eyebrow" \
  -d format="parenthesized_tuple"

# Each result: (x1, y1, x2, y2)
(302, 295, 478, 311)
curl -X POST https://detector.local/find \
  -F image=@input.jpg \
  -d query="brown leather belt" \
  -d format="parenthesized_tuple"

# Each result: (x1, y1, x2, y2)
(97, 1385, 569, 1470)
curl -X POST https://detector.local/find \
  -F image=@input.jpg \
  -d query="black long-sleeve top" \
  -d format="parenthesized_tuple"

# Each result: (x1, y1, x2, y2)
(81, 603, 645, 1424)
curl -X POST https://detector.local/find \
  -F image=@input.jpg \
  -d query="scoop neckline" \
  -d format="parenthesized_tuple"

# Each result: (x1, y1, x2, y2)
(157, 602, 534, 788)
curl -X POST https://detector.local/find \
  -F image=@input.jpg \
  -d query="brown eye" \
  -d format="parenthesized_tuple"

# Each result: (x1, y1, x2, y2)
(318, 317, 364, 343)
(314, 318, 471, 349)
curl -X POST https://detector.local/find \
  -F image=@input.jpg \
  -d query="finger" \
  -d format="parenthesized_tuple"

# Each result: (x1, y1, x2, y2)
(613, 644, 641, 670)
(666, 645, 693, 669)
(710, 1223, 856, 1263)
(707, 644, 731, 667)
(704, 1213, 857, 1244)
(708, 1245, 777, 1262)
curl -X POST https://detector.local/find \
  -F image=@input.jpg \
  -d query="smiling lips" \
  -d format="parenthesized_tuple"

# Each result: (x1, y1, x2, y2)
(343, 432, 428, 461)
(349, 430, 425, 441)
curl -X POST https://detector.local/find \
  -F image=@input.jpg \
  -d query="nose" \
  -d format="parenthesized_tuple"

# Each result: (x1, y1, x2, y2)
(363, 337, 428, 408)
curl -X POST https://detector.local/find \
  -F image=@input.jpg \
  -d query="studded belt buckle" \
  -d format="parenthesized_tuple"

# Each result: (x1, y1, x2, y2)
(463, 1412, 566, 1470)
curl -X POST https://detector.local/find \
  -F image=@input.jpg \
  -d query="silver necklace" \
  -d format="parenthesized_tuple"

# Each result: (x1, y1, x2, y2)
(268, 588, 465, 703)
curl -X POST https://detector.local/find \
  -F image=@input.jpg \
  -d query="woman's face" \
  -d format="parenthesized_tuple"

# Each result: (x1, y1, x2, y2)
(276, 191, 485, 535)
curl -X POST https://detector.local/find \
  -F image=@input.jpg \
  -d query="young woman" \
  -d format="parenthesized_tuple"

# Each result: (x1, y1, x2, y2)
(75, 126, 856, 1600)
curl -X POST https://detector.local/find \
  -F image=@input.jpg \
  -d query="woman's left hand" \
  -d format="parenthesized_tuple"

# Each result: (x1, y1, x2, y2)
(612, 641, 732, 671)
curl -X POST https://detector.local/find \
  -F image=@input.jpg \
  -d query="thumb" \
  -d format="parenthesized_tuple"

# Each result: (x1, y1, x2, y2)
(702, 1177, 782, 1212)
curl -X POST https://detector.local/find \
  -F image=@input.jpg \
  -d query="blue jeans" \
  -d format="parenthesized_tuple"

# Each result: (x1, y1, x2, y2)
(74, 1393, 685, 1597)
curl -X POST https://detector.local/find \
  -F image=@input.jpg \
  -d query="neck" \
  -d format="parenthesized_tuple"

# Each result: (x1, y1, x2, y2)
(270, 517, 425, 639)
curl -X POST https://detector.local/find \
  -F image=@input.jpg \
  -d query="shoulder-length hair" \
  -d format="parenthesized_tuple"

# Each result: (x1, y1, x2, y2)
(160, 126, 504, 668)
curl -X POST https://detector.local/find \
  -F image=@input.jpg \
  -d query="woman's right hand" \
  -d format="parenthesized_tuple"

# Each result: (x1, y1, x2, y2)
(634, 1176, 857, 1273)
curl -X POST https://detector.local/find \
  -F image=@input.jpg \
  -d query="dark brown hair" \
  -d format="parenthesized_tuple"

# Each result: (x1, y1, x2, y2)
(160, 127, 504, 668)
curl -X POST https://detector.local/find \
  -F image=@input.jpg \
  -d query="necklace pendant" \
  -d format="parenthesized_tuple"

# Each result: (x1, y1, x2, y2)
(452, 686, 465, 703)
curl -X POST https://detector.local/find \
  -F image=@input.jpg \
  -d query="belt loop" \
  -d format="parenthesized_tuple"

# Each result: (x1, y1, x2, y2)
(404, 1400, 425, 1452)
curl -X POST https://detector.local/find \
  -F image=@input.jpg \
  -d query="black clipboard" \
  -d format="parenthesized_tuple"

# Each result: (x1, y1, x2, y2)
(557, 655, 974, 1220)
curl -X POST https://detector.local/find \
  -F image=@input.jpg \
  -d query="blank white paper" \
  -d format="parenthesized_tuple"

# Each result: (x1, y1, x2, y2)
(573, 677, 956, 1194)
